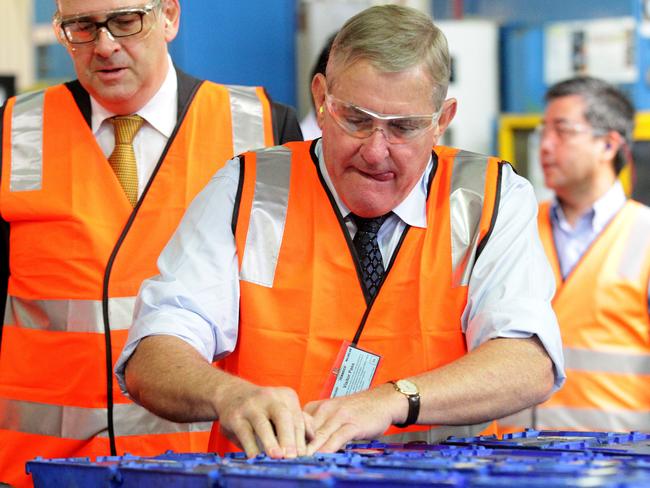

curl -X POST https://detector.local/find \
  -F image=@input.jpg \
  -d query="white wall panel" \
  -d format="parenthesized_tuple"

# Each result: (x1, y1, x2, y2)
(0, 0, 34, 93)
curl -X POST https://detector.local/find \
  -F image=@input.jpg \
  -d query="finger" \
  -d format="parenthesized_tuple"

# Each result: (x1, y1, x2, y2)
(309, 422, 358, 455)
(250, 415, 283, 458)
(305, 417, 339, 456)
(287, 395, 307, 457)
(303, 411, 315, 442)
(294, 409, 307, 457)
(303, 399, 321, 417)
(228, 420, 260, 458)
(304, 400, 330, 436)
(269, 406, 298, 458)
(222, 428, 244, 451)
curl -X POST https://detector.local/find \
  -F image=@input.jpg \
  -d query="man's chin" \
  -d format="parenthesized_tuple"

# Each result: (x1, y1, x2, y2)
(345, 199, 395, 218)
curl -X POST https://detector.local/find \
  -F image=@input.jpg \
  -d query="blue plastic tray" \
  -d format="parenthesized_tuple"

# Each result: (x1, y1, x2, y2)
(25, 430, 650, 487)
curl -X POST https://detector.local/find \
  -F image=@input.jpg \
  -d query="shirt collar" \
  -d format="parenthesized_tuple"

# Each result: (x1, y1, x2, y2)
(90, 54, 178, 138)
(551, 180, 627, 233)
(314, 139, 430, 228)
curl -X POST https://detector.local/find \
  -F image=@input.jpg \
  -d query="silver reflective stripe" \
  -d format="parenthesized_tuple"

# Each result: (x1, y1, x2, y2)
(618, 205, 650, 280)
(564, 347, 650, 375)
(535, 406, 650, 432)
(381, 421, 492, 444)
(227, 85, 267, 155)
(112, 403, 212, 437)
(4, 295, 136, 332)
(499, 405, 650, 432)
(240, 147, 292, 287)
(0, 398, 211, 439)
(2, 295, 9, 325)
(10, 90, 46, 192)
(497, 408, 535, 430)
(449, 151, 489, 287)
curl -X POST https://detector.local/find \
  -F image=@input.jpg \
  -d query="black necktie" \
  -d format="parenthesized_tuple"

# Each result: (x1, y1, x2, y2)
(351, 213, 390, 300)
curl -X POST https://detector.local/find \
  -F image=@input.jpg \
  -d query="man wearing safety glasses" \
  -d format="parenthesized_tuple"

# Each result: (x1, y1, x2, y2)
(498, 77, 650, 435)
(118, 5, 565, 459)
(0, 0, 301, 485)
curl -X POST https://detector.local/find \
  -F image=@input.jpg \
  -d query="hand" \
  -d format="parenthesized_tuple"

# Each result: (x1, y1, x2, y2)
(215, 379, 307, 459)
(303, 383, 398, 455)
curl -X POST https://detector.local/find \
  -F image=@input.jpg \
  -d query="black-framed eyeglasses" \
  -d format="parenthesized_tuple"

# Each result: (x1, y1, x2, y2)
(56, 0, 161, 45)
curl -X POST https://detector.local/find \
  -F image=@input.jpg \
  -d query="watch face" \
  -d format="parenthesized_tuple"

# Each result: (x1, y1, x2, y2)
(396, 379, 418, 395)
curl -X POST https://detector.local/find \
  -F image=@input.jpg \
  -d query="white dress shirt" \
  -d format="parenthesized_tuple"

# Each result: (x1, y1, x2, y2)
(116, 140, 566, 392)
(299, 110, 322, 141)
(91, 54, 178, 197)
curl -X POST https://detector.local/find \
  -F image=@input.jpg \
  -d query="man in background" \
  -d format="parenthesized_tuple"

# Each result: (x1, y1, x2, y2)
(0, 0, 301, 485)
(498, 76, 649, 433)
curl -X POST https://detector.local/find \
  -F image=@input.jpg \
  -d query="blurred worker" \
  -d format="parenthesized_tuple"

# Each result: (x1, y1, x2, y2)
(0, 0, 301, 485)
(498, 76, 649, 433)
(117, 4, 565, 458)
(300, 33, 336, 139)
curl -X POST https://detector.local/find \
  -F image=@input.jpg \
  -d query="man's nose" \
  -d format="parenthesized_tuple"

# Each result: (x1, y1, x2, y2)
(538, 128, 557, 152)
(94, 27, 120, 56)
(360, 127, 390, 163)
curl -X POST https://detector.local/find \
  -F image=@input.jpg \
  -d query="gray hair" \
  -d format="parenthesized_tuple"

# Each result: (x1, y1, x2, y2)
(326, 5, 450, 109)
(546, 76, 635, 175)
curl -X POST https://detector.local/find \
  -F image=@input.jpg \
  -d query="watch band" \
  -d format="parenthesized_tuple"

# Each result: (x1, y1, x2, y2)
(389, 380, 421, 428)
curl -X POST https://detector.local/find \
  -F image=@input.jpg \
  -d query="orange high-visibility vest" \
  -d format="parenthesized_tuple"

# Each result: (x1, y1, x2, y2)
(208, 142, 505, 452)
(0, 81, 274, 487)
(498, 200, 650, 434)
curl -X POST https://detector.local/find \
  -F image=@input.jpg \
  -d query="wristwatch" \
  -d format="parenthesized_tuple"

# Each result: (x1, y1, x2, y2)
(389, 379, 420, 428)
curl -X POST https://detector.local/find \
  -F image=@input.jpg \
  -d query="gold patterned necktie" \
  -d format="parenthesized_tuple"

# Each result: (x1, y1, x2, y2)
(109, 115, 144, 207)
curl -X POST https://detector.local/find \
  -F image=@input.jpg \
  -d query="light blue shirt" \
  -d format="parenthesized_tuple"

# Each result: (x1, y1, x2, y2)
(550, 181, 626, 279)
(550, 181, 650, 308)
(115, 141, 565, 392)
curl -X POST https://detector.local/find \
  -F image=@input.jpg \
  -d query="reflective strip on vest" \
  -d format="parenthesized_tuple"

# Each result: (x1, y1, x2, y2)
(9, 90, 46, 192)
(0, 398, 212, 439)
(498, 405, 650, 432)
(239, 146, 292, 287)
(4, 295, 135, 332)
(618, 206, 650, 280)
(496, 409, 535, 430)
(227, 85, 267, 155)
(381, 421, 492, 444)
(449, 150, 489, 287)
(535, 406, 649, 432)
(8, 86, 266, 192)
(564, 347, 650, 375)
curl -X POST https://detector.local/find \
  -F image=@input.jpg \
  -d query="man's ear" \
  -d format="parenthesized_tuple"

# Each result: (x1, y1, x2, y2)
(52, 16, 70, 49)
(603, 130, 624, 160)
(311, 73, 327, 129)
(162, 0, 181, 42)
(435, 98, 457, 138)
(438, 98, 457, 131)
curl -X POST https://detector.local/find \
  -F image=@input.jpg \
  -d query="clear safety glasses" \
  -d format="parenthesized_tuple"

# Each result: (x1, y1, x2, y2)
(325, 93, 442, 144)
(535, 120, 607, 142)
(55, 0, 162, 45)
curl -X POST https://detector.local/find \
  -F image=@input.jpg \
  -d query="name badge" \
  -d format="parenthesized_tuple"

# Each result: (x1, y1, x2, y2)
(321, 340, 382, 399)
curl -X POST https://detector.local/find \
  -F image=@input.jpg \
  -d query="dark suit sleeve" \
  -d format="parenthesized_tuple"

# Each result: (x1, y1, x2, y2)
(270, 101, 304, 144)
(0, 101, 9, 340)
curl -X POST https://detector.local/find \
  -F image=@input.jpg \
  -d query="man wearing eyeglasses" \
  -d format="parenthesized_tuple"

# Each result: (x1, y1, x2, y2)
(498, 76, 650, 435)
(117, 5, 565, 459)
(0, 0, 302, 485)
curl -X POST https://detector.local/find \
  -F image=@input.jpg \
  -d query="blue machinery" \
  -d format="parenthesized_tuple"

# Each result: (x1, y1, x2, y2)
(27, 430, 650, 487)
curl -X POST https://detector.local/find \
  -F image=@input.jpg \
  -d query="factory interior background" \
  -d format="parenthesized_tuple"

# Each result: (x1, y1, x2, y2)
(2, 0, 649, 202)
